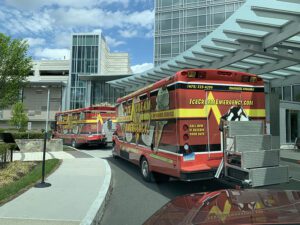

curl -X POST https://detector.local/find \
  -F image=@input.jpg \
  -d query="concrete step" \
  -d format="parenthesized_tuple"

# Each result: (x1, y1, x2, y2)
(227, 120, 264, 137)
(241, 150, 279, 169)
(249, 165, 289, 187)
(227, 165, 289, 187)
(234, 134, 272, 152)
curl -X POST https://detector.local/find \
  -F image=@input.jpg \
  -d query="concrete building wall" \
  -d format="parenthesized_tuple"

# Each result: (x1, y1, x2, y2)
(0, 60, 69, 131)
(69, 32, 132, 109)
(106, 53, 132, 75)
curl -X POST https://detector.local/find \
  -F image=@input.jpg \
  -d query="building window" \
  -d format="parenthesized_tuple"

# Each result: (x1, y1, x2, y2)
(293, 85, 300, 102)
(162, 0, 172, 7)
(161, 43, 172, 55)
(198, 15, 206, 26)
(214, 12, 225, 24)
(186, 16, 198, 28)
(272, 87, 282, 100)
(161, 19, 172, 30)
(283, 86, 292, 101)
(286, 110, 299, 143)
(172, 18, 179, 30)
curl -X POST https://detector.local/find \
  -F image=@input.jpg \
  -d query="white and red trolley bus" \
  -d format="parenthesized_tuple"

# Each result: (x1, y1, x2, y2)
(54, 106, 116, 148)
(112, 69, 266, 182)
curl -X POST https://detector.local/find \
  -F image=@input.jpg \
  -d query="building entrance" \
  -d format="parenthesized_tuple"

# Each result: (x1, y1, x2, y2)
(286, 110, 300, 143)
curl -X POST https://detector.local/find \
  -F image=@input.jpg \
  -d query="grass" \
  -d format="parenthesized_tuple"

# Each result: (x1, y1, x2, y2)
(0, 159, 61, 205)
(0, 161, 37, 187)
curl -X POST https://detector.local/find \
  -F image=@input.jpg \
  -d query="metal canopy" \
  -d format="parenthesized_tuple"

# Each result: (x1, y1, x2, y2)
(108, 0, 300, 91)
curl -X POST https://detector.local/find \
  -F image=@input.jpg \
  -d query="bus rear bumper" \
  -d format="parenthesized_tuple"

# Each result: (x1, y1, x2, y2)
(179, 169, 217, 182)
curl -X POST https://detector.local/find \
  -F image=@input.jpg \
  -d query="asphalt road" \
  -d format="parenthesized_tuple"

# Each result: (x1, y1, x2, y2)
(79, 147, 300, 225)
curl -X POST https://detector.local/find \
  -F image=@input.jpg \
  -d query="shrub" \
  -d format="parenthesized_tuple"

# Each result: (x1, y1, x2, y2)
(0, 143, 9, 166)
(0, 143, 8, 155)
(11, 132, 44, 139)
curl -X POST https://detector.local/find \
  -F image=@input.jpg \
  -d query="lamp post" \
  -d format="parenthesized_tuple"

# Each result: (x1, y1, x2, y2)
(35, 85, 51, 188)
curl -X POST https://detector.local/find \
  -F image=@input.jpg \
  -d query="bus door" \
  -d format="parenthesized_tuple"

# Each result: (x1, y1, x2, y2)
(205, 91, 212, 159)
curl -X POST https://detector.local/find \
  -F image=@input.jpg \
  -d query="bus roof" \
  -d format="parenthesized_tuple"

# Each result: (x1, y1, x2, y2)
(117, 69, 263, 103)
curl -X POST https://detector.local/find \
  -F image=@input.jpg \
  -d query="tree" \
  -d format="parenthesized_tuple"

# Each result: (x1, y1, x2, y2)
(0, 33, 32, 109)
(9, 102, 28, 131)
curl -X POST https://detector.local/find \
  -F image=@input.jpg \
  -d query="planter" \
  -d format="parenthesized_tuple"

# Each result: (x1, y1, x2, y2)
(15, 139, 63, 152)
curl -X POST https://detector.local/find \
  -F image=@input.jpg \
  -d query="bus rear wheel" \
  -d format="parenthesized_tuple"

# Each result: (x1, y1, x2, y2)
(153, 172, 170, 183)
(140, 157, 152, 182)
(71, 139, 79, 148)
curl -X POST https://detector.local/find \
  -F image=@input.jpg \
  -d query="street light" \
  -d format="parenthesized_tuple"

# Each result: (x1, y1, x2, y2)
(35, 85, 51, 188)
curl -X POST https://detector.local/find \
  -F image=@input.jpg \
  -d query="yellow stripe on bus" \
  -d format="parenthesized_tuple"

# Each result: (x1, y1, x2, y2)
(117, 108, 265, 124)
(244, 109, 265, 117)
(150, 154, 173, 164)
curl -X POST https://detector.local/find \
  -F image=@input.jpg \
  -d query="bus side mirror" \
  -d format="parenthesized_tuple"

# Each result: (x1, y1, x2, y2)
(151, 143, 154, 150)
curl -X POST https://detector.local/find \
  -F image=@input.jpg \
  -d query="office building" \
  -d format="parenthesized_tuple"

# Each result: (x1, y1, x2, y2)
(0, 60, 69, 130)
(154, 0, 245, 65)
(68, 32, 131, 109)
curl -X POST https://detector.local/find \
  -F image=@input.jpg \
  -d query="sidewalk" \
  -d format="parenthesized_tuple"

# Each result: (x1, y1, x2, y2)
(280, 149, 300, 164)
(0, 151, 112, 225)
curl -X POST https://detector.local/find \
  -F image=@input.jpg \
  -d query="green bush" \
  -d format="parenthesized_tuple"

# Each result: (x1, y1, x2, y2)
(12, 132, 44, 139)
(0, 143, 9, 165)
(0, 143, 8, 155)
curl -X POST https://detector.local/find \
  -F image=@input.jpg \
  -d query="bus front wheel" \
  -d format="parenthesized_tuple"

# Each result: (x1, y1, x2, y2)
(140, 157, 152, 182)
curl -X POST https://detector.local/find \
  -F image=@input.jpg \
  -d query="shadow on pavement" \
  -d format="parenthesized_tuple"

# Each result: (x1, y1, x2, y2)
(106, 156, 229, 200)
(107, 156, 300, 197)
(76, 144, 112, 151)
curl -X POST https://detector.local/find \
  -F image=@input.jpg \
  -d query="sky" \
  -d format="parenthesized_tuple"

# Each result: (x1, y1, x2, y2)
(0, 0, 154, 73)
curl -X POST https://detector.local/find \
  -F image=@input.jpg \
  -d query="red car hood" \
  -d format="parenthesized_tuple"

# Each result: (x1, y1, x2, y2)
(143, 189, 300, 225)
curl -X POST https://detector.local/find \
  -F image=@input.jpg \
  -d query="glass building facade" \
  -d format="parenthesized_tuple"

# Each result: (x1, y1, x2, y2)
(91, 81, 127, 105)
(272, 84, 300, 144)
(154, 0, 245, 66)
(70, 34, 100, 109)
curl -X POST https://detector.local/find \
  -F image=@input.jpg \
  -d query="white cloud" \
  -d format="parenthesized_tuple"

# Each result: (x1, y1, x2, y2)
(105, 36, 125, 48)
(118, 29, 138, 38)
(54, 32, 71, 48)
(24, 37, 46, 47)
(126, 10, 154, 30)
(92, 29, 103, 34)
(34, 48, 70, 60)
(1, 8, 53, 35)
(4, 0, 130, 10)
(47, 8, 154, 30)
(145, 30, 153, 38)
(131, 63, 153, 73)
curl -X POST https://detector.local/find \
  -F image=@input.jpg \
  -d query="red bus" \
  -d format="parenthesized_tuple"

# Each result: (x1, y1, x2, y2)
(112, 69, 265, 182)
(54, 106, 116, 148)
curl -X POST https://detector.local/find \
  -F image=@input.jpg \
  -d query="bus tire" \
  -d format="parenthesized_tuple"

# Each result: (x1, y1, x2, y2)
(71, 139, 78, 148)
(153, 172, 170, 183)
(140, 157, 152, 182)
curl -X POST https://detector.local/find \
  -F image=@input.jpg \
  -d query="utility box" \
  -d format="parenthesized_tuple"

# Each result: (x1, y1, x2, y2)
(222, 120, 289, 187)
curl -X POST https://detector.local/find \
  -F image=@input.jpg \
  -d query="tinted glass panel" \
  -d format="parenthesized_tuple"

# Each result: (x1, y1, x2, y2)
(283, 86, 292, 101)
(293, 85, 300, 102)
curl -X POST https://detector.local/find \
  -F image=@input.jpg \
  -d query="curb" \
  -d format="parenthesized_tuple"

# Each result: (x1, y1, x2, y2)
(80, 160, 112, 225)
(280, 157, 300, 165)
